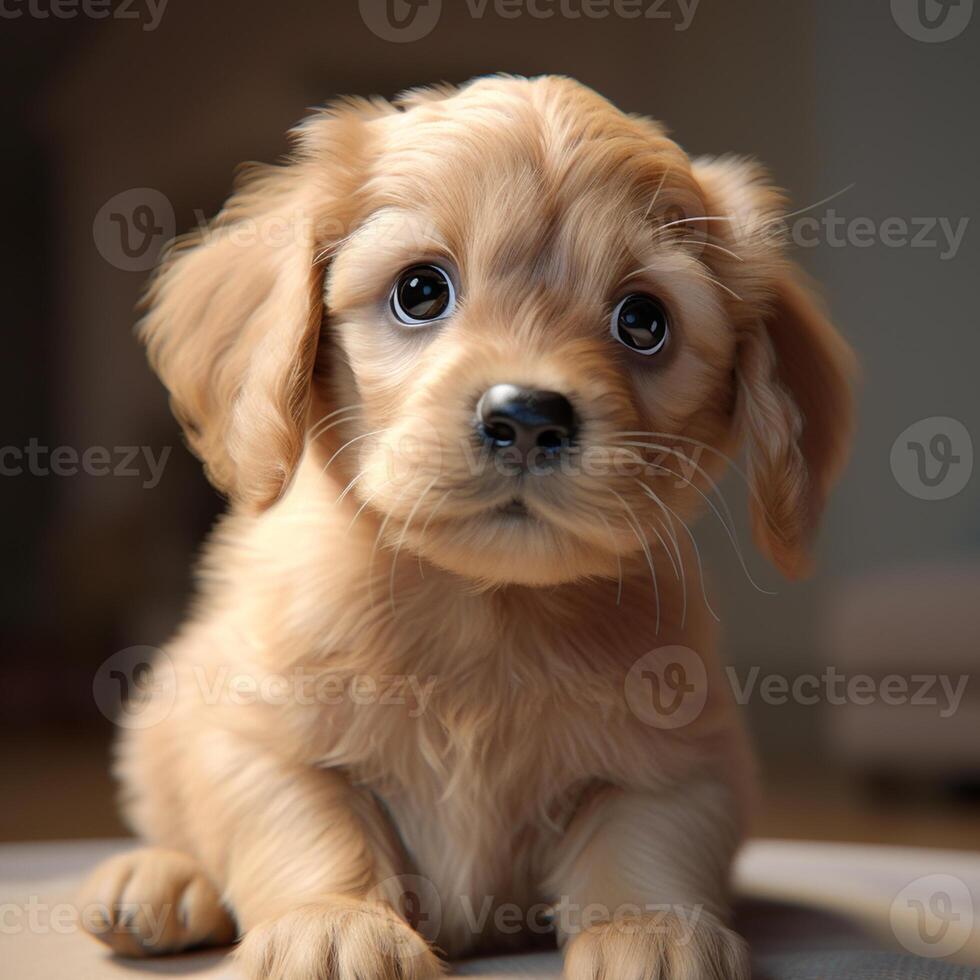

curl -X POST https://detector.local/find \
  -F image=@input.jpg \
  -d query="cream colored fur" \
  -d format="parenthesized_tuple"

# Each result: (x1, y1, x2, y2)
(78, 75, 854, 979)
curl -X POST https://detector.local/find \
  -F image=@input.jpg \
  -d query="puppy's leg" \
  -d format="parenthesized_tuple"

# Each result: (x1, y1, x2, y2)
(184, 732, 440, 980)
(85, 727, 441, 978)
(545, 780, 749, 980)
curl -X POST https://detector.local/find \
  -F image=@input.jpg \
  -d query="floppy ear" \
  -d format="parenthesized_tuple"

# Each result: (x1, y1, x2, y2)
(139, 101, 380, 510)
(693, 157, 856, 579)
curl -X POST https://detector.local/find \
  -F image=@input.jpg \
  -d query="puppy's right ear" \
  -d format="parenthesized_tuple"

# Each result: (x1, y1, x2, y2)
(139, 100, 385, 510)
(692, 156, 856, 579)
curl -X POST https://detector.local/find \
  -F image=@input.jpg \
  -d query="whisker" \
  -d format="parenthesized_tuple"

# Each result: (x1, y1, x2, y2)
(389, 476, 439, 616)
(310, 403, 362, 426)
(367, 487, 408, 609)
(307, 404, 363, 442)
(617, 258, 743, 301)
(771, 182, 856, 224)
(643, 487, 720, 623)
(609, 488, 660, 633)
(650, 223, 738, 249)
(613, 439, 741, 540)
(309, 415, 360, 445)
(628, 464, 713, 622)
(657, 508, 687, 628)
(672, 239, 744, 262)
(647, 461, 776, 598)
(335, 469, 368, 505)
(656, 214, 738, 232)
(611, 429, 771, 518)
(594, 510, 623, 607)
(417, 489, 452, 579)
(684, 268, 743, 302)
(634, 479, 686, 628)
(321, 429, 386, 474)
(646, 509, 680, 581)
(643, 167, 671, 222)
(648, 513, 683, 626)
(617, 441, 776, 597)
(346, 480, 389, 533)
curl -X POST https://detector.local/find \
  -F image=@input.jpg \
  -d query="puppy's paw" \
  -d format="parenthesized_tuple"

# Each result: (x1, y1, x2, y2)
(77, 846, 236, 957)
(563, 908, 748, 980)
(236, 899, 443, 980)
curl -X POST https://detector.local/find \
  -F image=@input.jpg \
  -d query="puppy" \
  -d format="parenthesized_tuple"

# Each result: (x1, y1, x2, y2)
(80, 75, 854, 979)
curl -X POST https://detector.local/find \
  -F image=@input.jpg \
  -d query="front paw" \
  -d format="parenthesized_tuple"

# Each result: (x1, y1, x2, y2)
(235, 899, 443, 980)
(563, 908, 748, 980)
(77, 847, 235, 957)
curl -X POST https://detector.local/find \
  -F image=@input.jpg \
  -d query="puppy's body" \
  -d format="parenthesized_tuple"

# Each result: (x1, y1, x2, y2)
(119, 455, 749, 955)
(81, 76, 852, 978)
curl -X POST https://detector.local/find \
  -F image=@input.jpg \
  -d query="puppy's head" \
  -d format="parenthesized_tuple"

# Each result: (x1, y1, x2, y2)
(142, 75, 854, 588)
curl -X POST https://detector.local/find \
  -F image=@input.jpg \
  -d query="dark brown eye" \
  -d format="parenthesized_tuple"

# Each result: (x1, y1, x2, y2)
(611, 294, 670, 355)
(390, 265, 455, 324)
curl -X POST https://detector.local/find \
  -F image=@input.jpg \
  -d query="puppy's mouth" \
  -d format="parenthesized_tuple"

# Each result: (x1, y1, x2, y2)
(496, 497, 531, 518)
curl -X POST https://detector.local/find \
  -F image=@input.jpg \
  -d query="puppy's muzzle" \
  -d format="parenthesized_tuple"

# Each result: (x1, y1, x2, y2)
(476, 384, 578, 462)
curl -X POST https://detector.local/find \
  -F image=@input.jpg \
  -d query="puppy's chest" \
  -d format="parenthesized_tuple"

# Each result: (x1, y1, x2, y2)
(293, 583, 660, 875)
(306, 632, 614, 820)
(360, 707, 590, 953)
(324, 675, 605, 805)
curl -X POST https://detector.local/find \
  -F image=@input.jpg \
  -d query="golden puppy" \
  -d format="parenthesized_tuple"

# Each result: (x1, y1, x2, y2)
(80, 75, 853, 979)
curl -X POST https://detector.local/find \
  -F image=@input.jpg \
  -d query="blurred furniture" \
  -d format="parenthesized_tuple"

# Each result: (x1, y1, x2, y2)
(825, 561, 980, 787)
(2, 839, 977, 977)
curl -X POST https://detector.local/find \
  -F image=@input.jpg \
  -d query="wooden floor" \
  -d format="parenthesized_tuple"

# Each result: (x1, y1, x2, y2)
(4, 732, 979, 851)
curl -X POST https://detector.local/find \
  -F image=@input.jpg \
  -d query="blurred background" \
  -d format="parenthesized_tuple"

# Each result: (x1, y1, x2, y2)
(1, 0, 977, 849)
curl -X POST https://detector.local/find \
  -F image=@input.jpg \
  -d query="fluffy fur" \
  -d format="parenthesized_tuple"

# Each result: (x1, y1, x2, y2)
(79, 75, 854, 979)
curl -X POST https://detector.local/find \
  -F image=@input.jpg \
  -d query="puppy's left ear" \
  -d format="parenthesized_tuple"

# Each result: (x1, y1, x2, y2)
(693, 157, 857, 579)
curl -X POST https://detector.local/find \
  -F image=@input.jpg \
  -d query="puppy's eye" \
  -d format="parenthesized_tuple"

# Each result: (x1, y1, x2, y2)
(390, 265, 455, 325)
(611, 294, 670, 356)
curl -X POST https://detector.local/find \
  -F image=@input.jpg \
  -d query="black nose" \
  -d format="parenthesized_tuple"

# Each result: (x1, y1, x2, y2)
(476, 384, 578, 457)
